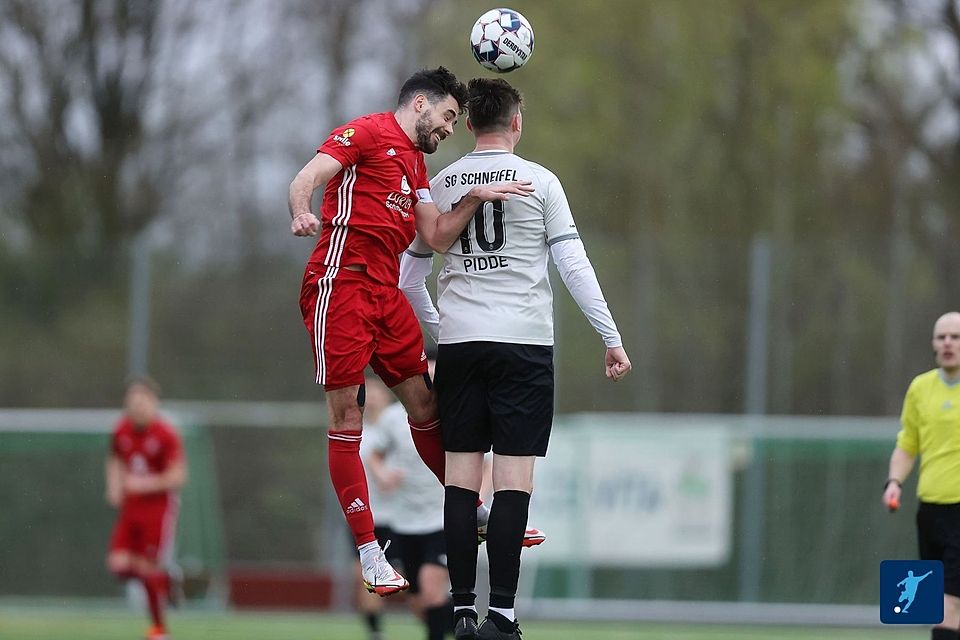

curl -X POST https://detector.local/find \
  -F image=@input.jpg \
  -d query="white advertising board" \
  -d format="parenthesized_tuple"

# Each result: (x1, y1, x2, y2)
(528, 414, 732, 567)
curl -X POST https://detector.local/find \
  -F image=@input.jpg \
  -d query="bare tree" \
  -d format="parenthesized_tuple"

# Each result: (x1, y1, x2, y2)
(0, 0, 210, 303)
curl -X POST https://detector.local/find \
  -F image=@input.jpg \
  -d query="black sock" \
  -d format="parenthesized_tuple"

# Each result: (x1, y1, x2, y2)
(932, 628, 959, 640)
(486, 489, 530, 611)
(426, 603, 453, 640)
(364, 611, 380, 633)
(444, 485, 479, 607)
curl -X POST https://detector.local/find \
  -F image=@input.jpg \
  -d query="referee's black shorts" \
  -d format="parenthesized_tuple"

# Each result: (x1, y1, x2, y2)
(917, 501, 960, 597)
(435, 341, 554, 457)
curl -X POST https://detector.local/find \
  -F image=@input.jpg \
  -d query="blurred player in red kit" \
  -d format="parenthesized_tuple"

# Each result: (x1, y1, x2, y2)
(105, 377, 186, 640)
(288, 66, 534, 596)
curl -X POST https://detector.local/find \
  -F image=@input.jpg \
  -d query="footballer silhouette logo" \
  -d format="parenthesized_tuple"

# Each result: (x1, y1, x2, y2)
(880, 560, 944, 624)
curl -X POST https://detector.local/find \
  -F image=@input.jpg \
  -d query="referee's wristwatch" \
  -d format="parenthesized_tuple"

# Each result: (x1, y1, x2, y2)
(884, 478, 902, 491)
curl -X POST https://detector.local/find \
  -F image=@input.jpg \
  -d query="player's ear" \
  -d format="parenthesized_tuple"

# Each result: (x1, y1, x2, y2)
(466, 117, 474, 132)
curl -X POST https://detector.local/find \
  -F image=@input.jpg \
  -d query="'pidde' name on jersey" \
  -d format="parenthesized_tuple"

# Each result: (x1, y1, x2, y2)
(464, 255, 509, 273)
(443, 168, 518, 187)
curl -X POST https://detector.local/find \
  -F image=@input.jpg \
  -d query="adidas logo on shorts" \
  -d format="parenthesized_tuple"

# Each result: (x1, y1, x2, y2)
(346, 498, 368, 514)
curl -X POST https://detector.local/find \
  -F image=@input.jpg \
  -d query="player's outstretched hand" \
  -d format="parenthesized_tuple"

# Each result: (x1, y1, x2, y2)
(605, 346, 632, 382)
(470, 181, 535, 202)
(291, 212, 320, 237)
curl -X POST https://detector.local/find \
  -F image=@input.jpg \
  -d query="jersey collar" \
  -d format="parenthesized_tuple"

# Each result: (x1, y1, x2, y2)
(387, 112, 417, 150)
(939, 369, 960, 387)
(466, 149, 511, 157)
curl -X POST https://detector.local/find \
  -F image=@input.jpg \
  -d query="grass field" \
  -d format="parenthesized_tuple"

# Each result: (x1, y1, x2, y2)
(0, 604, 928, 640)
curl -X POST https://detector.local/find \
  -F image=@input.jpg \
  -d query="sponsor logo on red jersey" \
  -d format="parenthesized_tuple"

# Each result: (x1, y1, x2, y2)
(333, 127, 356, 146)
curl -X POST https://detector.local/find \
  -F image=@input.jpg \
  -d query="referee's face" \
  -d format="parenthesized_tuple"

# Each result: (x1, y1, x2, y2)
(932, 312, 960, 372)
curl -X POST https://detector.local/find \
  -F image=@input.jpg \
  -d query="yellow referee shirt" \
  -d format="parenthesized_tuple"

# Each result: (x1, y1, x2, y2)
(897, 368, 960, 503)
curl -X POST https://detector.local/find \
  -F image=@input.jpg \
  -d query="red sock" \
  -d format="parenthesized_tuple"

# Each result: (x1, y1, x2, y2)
(328, 431, 376, 546)
(408, 417, 485, 507)
(408, 417, 446, 485)
(156, 572, 170, 601)
(142, 572, 166, 629)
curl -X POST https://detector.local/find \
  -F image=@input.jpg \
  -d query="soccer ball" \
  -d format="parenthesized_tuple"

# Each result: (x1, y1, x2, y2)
(470, 8, 534, 73)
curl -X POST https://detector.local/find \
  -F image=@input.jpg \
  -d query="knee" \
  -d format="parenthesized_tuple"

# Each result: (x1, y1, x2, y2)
(419, 566, 450, 607)
(328, 401, 363, 431)
(404, 385, 437, 423)
(136, 558, 161, 579)
(107, 553, 133, 578)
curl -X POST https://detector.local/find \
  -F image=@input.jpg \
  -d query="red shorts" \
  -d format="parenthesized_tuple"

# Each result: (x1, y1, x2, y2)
(300, 267, 428, 391)
(108, 495, 179, 562)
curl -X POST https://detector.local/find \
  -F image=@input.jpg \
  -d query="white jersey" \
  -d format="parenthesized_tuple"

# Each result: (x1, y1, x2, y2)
(360, 416, 395, 527)
(368, 402, 444, 535)
(410, 150, 579, 345)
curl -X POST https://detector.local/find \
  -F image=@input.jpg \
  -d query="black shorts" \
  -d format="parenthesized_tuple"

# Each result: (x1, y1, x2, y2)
(436, 342, 554, 457)
(375, 525, 403, 566)
(917, 501, 960, 597)
(395, 529, 446, 594)
(347, 525, 403, 567)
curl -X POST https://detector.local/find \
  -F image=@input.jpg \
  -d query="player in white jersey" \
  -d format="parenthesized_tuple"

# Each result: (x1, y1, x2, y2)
(354, 375, 398, 640)
(399, 78, 631, 640)
(367, 358, 453, 640)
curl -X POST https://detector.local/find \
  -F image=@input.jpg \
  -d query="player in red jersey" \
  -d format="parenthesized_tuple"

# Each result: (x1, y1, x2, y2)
(288, 67, 533, 597)
(105, 377, 186, 640)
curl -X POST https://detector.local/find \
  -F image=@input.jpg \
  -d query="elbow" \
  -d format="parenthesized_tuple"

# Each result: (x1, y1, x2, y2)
(171, 469, 188, 490)
(425, 237, 451, 254)
(417, 227, 450, 254)
(288, 174, 302, 193)
(290, 171, 313, 195)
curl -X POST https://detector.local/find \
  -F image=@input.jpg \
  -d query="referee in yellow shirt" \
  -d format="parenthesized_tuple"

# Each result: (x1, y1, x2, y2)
(885, 312, 960, 640)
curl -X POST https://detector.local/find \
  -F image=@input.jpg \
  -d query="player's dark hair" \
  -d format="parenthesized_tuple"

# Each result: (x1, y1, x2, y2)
(398, 66, 468, 113)
(466, 78, 523, 133)
(126, 374, 161, 397)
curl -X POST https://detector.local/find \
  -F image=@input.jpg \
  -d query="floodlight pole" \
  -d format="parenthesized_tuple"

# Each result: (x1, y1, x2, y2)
(739, 234, 770, 602)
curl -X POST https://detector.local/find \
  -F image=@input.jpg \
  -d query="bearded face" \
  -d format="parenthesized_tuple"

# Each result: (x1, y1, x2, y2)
(412, 94, 459, 153)
(415, 110, 444, 154)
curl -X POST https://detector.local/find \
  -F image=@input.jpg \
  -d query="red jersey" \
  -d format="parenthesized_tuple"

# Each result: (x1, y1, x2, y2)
(110, 416, 183, 506)
(308, 112, 432, 286)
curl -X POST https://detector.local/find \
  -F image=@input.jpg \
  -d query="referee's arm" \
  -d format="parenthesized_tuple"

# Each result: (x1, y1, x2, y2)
(883, 447, 916, 508)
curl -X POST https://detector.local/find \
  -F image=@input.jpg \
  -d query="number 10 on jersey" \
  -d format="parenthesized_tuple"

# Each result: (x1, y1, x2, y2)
(458, 199, 507, 254)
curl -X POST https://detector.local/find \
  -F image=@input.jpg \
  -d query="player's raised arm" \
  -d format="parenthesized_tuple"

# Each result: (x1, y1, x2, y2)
(288, 152, 344, 237)
(414, 181, 533, 253)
